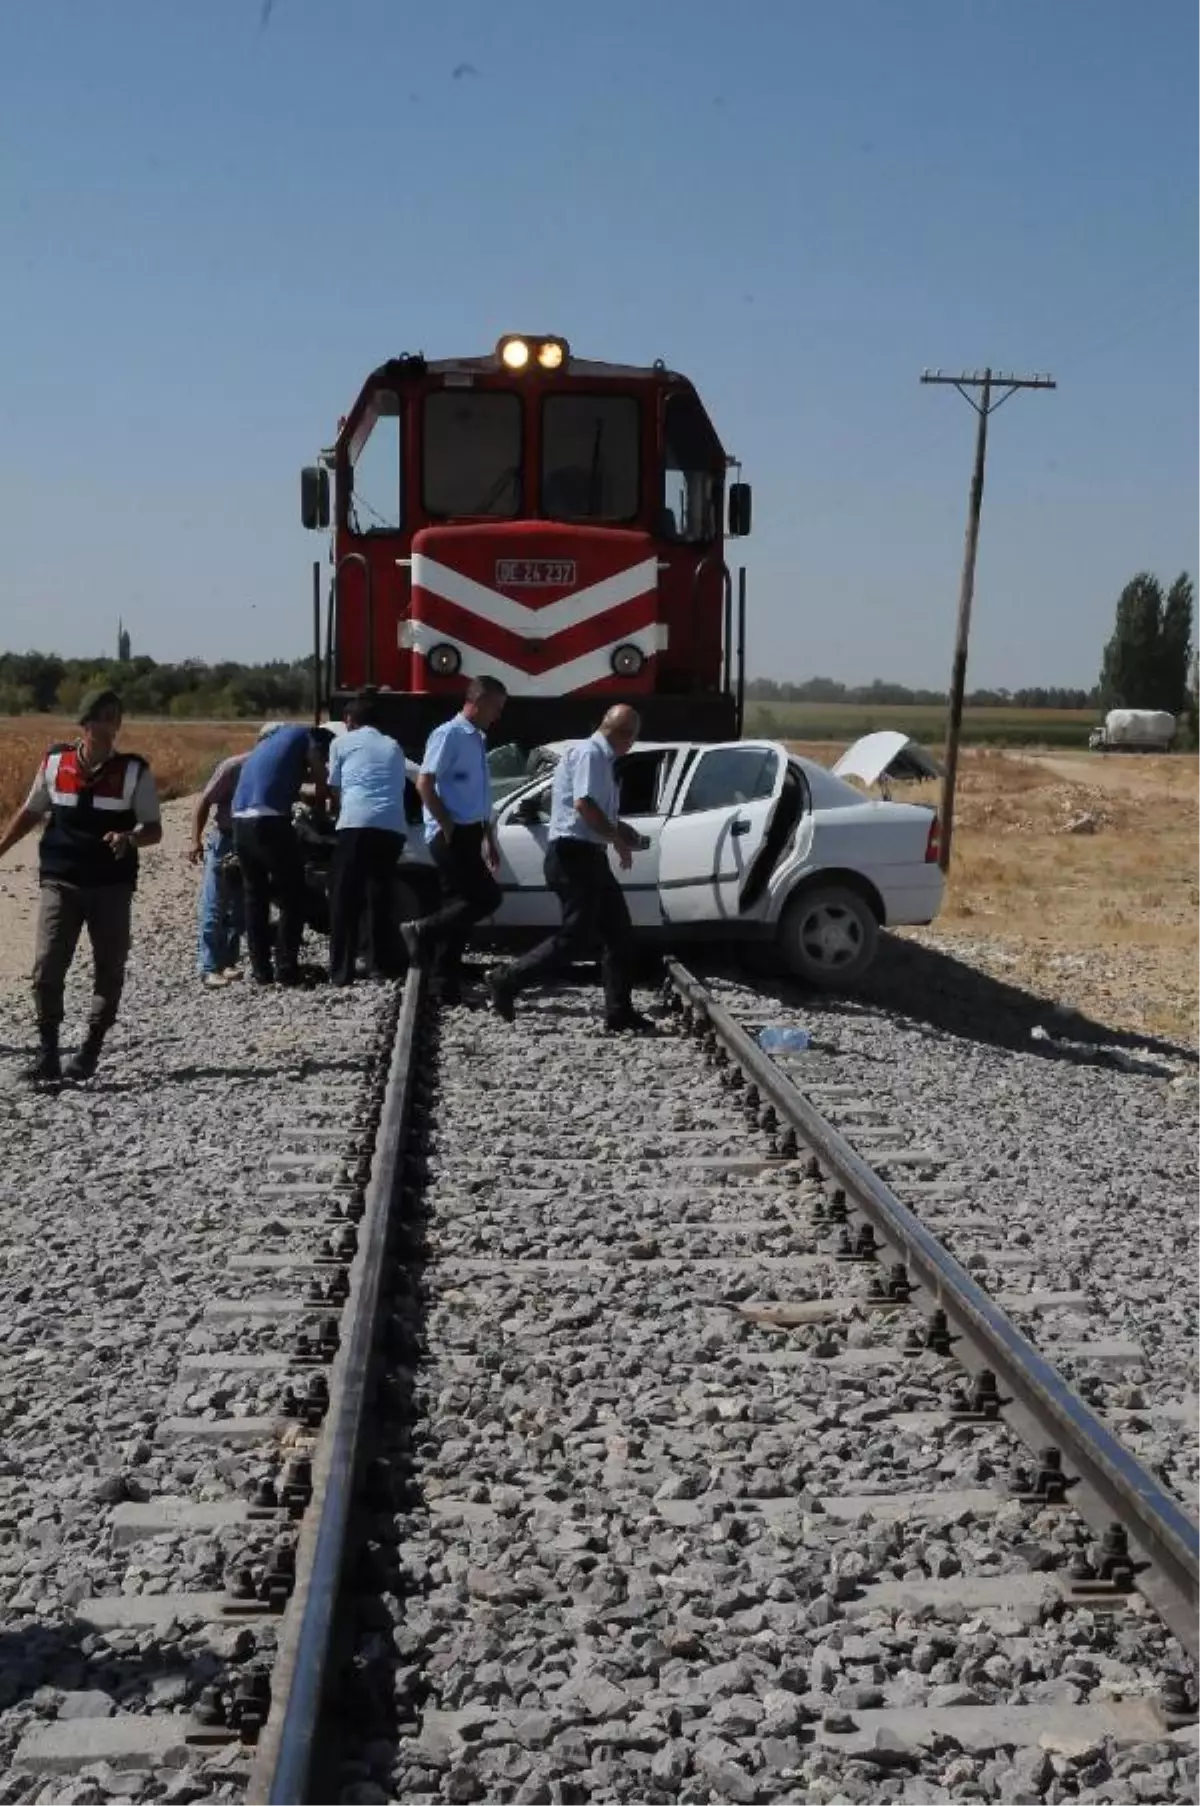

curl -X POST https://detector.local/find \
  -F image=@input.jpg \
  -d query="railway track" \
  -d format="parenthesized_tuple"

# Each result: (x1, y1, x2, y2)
(5, 962, 1197, 1805)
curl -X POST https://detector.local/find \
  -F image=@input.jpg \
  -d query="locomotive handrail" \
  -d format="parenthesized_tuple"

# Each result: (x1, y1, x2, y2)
(323, 568, 336, 714)
(333, 552, 374, 690)
(310, 563, 323, 726)
(690, 554, 733, 698)
(736, 566, 747, 737)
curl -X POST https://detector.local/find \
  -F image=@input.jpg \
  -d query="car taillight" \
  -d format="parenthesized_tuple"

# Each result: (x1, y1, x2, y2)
(925, 815, 940, 864)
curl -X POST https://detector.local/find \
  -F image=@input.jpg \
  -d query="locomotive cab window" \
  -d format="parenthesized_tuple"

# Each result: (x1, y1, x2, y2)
(662, 391, 721, 543)
(541, 395, 639, 522)
(347, 390, 403, 534)
(424, 391, 521, 518)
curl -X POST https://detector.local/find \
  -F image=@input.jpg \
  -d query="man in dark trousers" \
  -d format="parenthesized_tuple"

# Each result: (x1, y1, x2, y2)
(401, 675, 507, 1004)
(488, 704, 656, 1033)
(232, 723, 330, 985)
(0, 688, 163, 1083)
(326, 688, 408, 985)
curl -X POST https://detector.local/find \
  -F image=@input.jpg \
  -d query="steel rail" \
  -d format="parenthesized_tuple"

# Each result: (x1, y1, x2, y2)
(246, 968, 427, 1804)
(667, 960, 1200, 1656)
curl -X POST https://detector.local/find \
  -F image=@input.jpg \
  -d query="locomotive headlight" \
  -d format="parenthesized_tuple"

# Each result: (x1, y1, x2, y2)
(499, 337, 530, 371)
(428, 642, 462, 676)
(537, 339, 566, 370)
(611, 643, 645, 678)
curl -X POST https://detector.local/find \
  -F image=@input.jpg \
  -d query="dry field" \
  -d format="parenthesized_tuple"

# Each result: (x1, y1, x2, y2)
(795, 741, 1198, 1044)
(0, 717, 259, 818)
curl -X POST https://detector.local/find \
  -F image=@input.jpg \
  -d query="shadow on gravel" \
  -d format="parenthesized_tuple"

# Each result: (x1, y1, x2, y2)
(91, 1056, 369, 1092)
(693, 937, 1197, 1076)
(0, 1618, 234, 1718)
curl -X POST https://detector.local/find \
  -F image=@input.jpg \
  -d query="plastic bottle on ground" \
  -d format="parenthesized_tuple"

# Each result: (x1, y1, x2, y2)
(757, 1026, 811, 1053)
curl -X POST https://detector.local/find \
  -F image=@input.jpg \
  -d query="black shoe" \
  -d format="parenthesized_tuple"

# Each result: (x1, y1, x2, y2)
(276, 969, 302, 989)
(605, 1009, 658, 1035)
(250, 968, 275, 985)
(25, 1029, 61, 1086)
(487, 978, 515, 1023)
(64, 1029, 105, 1082)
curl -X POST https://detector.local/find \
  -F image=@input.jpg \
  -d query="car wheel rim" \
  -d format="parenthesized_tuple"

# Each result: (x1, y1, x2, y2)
(799, 902, 862, 967)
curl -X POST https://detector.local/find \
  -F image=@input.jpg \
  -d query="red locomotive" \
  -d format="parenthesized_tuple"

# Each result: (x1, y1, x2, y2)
(301, 334, 750, 755)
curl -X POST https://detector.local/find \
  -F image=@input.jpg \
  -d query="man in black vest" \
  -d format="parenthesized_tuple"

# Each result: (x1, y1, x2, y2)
(0, 689, 162, 1083)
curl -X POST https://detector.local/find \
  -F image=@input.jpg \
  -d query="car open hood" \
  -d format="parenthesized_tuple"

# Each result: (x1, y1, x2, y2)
(831, 731, 942, 786)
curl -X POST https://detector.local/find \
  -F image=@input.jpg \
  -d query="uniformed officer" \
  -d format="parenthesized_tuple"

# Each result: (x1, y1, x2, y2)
(401, 675, 507, 1003)
(0, 688, 162, 1083)
(488, 704, 656, 1033)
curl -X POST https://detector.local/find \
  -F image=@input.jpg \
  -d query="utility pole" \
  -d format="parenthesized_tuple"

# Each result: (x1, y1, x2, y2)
(920, 368, 1056, 871)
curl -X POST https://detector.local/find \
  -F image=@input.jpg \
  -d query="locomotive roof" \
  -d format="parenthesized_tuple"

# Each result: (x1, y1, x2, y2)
(367, 355, 695, 386)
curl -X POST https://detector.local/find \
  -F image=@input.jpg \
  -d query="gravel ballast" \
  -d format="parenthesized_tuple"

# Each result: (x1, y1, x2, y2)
(0, 812, 382, 1797)
(0, 823, 1195, 1804)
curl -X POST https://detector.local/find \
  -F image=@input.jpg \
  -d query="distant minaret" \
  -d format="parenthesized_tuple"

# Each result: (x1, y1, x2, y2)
(118, 618, 131, 663)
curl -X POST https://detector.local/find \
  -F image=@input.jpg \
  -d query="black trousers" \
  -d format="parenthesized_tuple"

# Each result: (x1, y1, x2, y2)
(504, 839, 634, 1018)
(329, 827, 404, 983)
(419, 823, 503, 988)
(234, 816, 307, 981)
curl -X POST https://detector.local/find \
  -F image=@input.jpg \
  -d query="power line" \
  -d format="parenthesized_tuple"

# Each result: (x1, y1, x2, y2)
(920, 367, 1057, 873)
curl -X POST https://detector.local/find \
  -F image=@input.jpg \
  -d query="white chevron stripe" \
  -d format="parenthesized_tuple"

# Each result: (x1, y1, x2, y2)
(407, 554, 657, 637)
(401, 618, 669, 697)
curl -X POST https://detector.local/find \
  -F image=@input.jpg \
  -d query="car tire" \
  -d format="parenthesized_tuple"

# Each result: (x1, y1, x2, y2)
(777, 884, 878, 988)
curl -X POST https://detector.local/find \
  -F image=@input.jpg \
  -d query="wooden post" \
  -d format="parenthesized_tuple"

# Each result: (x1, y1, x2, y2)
(940, 369, 991, 873)
(919, 366, 1056, 871)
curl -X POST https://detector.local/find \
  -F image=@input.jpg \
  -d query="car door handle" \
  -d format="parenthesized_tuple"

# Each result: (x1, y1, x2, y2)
(730, 819, 750, 836)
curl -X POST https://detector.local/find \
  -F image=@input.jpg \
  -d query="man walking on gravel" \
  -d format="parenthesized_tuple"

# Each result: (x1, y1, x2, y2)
(232, 723, 331, 986)
(326, 687, 408, 985)
(488, 704, 656, 1033)
(0, 688, 162, 1084)
(401, 675, 507, 1004)
(188, 722, 284, 989)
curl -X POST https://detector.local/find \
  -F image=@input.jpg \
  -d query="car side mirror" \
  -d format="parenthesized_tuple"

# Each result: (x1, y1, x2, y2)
(728, 482, 752, 538)
(301, 465, 330, 531)
(514, 796, 543, 825)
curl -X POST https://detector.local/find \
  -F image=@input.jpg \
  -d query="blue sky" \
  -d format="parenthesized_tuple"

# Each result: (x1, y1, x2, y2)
(1, 0, 1195, 688)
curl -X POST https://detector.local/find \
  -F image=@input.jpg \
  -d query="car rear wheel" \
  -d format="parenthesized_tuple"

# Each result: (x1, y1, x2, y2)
(778, 884, 878, 988)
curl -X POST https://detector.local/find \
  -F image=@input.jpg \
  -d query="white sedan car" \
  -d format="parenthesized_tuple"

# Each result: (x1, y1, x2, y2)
(309, 733, 943, 986)
(485, 737, 942, 985)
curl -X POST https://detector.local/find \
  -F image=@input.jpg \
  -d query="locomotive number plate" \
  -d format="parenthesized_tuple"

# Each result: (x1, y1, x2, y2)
(495, 559, 577, 588)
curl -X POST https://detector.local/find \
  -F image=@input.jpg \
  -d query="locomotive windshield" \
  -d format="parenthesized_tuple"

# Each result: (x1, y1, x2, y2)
(423, 391, 521, 517)
(541, 395, 639, 523)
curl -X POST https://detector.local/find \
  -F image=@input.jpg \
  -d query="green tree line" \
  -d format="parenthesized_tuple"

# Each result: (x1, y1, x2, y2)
(0, 653, 315, 719)
(744, 676, 1099, 709)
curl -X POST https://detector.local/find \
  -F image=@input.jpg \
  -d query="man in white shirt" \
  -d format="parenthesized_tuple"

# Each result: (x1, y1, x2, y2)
(488, 704, 655, 1033)
(326, 689, 409, 984)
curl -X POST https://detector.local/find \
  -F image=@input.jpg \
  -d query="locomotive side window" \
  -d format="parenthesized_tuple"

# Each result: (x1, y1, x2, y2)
(662, 391, 721, 543)
(541, 396, 639, 522)
(424, 392, 521, 518)
(347, 390, 403, 534)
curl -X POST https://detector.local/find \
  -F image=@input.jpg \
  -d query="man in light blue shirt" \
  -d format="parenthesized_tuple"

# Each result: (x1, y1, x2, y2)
(489, 704, 655, 1033)
(401, 675, 507, 1002)
(326, 689, 409, 984)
